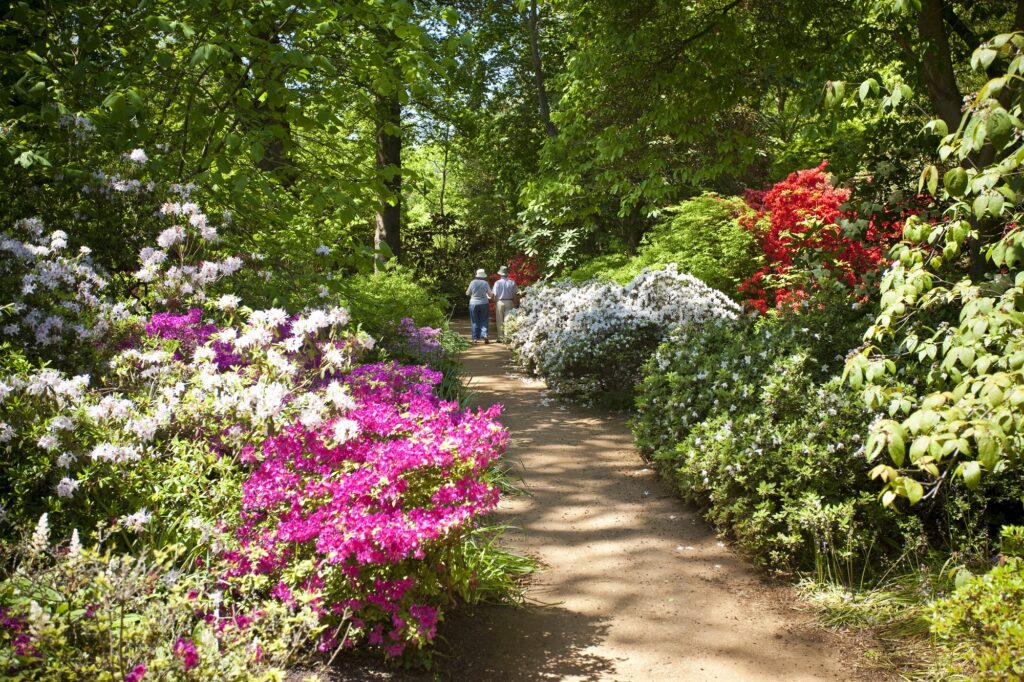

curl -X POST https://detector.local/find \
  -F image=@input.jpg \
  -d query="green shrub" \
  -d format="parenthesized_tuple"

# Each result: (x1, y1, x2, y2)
(337, 264, 450, 335)
(635, 194, 759, 294)
(567, 194, 759, 296)
(566, 253, 632, 283)
(931, 556, 1024, 679)
(634, 297, 1022, 580)
(0, 531, 324, 680)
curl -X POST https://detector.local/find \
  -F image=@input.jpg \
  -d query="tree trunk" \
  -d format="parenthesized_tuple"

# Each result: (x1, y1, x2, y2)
(439, 124, 450, 219)
(375, 92, 402, 261)
(526, 0, 557, 137)
(916, 0, 964, 134)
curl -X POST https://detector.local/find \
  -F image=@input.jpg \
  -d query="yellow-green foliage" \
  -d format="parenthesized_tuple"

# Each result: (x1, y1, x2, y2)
(931, 555, 1024, 679)
(567, 194, 759, 297)
(338, 265, 450, 335)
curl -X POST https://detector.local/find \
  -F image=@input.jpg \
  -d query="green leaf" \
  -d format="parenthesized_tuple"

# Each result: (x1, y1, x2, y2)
(191, 43, 221, 66)
(978, 436, 999, 469)
(891, 83, 903, 106)
(961, 460, 981, 489)
(987, 109, 1013, 148)
(927, 165, 938, 195)
(944, 167, 968, 197)
(974, 48, 999, 71)
(904, 478, 923, 505)
(888, 423, 907, 466)
(988, 192, 1005, 217)
(973, 194, 990, 220)
(954, 567, 974, 590)
(858, 79, 876, 102)
(102, 91, 126, 111)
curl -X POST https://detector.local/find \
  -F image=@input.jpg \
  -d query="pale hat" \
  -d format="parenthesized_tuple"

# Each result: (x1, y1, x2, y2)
(497, 265, 509, 276)
(475, 268, 487, 278)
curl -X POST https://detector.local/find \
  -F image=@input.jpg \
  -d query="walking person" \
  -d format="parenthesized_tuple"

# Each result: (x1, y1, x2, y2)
(492, 265, 519, 341)
(466, 268, 492, 343)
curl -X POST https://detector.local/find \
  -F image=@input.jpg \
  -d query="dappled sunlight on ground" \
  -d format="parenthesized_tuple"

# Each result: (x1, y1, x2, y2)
(329, 322, 873, 680)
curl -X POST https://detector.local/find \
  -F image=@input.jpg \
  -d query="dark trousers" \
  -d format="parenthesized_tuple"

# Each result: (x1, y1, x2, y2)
(469, 302, 489, 340)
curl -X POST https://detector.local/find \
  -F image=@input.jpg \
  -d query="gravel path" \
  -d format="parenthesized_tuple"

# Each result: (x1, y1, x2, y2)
(331, 328, 872, 681)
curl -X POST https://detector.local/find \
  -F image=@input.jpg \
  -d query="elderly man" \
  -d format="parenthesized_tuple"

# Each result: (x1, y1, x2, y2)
(491, 265, 519, 341)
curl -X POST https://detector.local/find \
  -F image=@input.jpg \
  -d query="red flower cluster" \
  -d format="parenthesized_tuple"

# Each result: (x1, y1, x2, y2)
(507, 253, 541, 288)
(738, 162, 907, 312)
(488, 253, 540, 318)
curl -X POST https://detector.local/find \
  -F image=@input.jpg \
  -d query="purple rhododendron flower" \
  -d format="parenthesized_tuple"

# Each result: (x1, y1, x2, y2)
(174, 637, 199, 671)
(124, 663, 147, 682)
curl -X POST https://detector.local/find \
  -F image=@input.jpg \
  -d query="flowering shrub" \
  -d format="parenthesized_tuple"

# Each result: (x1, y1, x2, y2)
(0, 528, 325, 680)
(507, 253, 541, 289)
(739, 162, 904, 312)
(376, 318, 469, 404)
(506, 265, 740, 405)
(0, 172, 516, 674)
(0, 218, 135, 370)
(633, 305, 914, 578)
(234, 361, 505, 656)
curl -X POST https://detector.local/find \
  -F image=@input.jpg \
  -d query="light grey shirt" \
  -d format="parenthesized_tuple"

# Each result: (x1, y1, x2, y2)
(493, 277, 518, 301)
(466, 278, 491, 305)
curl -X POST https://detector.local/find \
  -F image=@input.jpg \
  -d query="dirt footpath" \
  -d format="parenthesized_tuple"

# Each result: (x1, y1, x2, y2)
(327, 329, 878, 681)
(432, 331, 872, 681)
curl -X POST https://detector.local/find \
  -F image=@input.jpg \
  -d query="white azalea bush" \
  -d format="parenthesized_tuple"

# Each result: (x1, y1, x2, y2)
(505, 264, 740, 405)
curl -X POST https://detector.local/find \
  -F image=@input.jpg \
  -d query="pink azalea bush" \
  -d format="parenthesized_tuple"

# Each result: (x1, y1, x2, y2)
(230, 361, 505, 656)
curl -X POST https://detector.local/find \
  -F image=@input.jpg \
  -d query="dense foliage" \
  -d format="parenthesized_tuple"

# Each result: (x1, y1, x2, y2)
(567, 194, 758, 297)
(930, 526, 1024, 679)
(6, 0, 1024, 676)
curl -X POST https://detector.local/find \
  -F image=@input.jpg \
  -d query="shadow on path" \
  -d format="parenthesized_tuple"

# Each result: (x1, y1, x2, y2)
(327, 320, 874, 681)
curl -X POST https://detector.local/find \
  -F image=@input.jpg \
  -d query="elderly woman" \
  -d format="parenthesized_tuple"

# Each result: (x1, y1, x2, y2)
(466, 268, 493, 343)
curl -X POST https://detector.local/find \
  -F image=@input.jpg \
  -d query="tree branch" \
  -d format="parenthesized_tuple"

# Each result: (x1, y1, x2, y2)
(656, 0, 744, 69)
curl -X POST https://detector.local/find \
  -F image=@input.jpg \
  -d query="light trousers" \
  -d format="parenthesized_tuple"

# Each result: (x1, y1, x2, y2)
(495, 300, 515, 339)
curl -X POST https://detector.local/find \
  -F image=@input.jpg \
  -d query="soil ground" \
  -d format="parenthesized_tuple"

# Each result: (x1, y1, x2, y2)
(326, 325, 887, 681)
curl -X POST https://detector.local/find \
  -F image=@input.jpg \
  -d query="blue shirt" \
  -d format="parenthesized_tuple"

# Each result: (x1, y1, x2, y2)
(466, 278, 491, 305)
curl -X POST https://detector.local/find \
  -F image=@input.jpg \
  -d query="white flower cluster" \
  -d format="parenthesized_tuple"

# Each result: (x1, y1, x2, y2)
(134, 198, 241, 301)
(0, 218, 131, 351)
(1, 303, 368, 508)
(506, 264, 741, 392)
(58, 114, 96, 140)
(82, 169, 155, 196)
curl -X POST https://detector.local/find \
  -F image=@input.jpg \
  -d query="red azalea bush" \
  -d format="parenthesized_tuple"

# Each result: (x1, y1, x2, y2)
(738, 162, 907, 312)
(507, 253, 541, 289)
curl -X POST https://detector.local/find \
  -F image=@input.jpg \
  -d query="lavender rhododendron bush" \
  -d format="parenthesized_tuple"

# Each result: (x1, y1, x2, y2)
(0, 183, 514, 678)
(505, 264, 740, 405)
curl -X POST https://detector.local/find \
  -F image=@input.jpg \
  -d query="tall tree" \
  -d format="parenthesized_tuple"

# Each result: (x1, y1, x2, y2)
(374, 87, 403, 260)
(525, 0, 558, 137)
